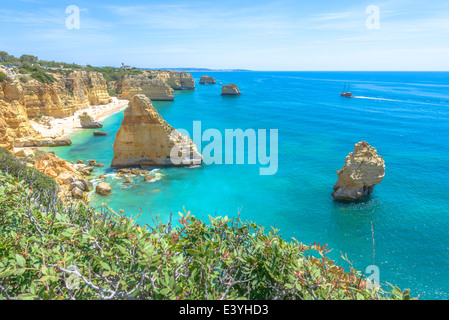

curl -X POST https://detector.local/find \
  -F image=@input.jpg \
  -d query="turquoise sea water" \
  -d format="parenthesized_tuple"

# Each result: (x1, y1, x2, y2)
(50, 72, 449, 299)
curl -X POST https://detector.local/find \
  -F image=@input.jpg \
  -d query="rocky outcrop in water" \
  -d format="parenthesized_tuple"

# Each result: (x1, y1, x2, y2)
(221, 84, 241, 95)
(199, 75, 216, 85)
(111, 94, 202, 167)
(79, 112, 103, 128)
(96, 182, 111, 195)
(15, 136, 72, 148)
(332, 141, 385, 201)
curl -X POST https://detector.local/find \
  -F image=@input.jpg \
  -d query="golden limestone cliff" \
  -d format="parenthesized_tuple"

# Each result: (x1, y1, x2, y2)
(0, 69, 38, 150)
(332, 141, 385, 201)
(116, 74, 174, 101)
(116, 70, 195, 101)
(24, 70, 112, 118)
(199, 75, 216, 84)
(147, 70, 195, 90)
(0, 67, 111, 149)
(221, 83, 241, 95)
(34, 152, 93, 202)
(111, 94, 202, 167)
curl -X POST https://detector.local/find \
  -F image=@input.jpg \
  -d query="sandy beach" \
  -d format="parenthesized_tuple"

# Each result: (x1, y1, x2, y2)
(30, 97, 129, 139)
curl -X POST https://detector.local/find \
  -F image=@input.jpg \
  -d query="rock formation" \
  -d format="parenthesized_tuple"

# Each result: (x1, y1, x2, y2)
(148, 71, 196, 90)
(116, 70, 196, 101)
(111, 94, 202, 167)
(0, 68, 38, 150)
(199, 75, 216, 85)
(23, 71, 112, 118)
(93, 131, 107, 136)
(79, 112, 103, 128)
(96, 182, 111, 195)
(0, 66, 112, 149)
(15, 137, 72, 148)
(34, 152, 93, 201)
(116, 74, 175, 101)
(221, 84, 241, 96)
(332, 141, 385, 201)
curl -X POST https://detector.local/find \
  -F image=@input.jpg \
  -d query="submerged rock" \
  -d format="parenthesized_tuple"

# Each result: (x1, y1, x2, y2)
(199, 75, 216, 85)
(88, 159, 104, 167)
(221, 84, 241, 96)
(332, 141, 385, 201)
(93, 131, 107, 136)
(79, 112, 103, 128)
(111, 94, 202, 167)
(144, 175, 156, 182)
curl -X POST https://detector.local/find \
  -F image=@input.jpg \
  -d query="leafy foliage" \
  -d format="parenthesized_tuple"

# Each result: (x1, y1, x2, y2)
(0, 147, 58, 204)
(0, 72, 5, 82)
(84, 65, 142, 83)
(0, 169, 413, 300)
(0, 51, 20, 65)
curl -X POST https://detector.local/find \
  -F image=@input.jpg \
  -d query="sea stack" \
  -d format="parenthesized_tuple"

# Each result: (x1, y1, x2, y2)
(199, 75, 216, 85)
(332, 141, 385, 201)
(221, 84, 241, 96)
(79, 112, 103, 128)
(111, 94, 202, 167)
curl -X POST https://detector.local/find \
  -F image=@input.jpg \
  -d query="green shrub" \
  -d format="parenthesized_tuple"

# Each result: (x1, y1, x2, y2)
(0, 147, 58, 203)
(0, 169, 413, 300)
(0, 72, 5, 82)
(30, 70, 56, 84)
(107, 88, 117, 96)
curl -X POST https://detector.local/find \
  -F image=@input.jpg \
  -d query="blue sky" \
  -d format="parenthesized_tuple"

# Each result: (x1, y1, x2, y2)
(1, 0, 448, 70)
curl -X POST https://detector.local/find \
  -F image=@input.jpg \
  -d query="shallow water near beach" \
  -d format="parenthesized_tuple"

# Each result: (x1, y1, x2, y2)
(50, 71, 449, 299)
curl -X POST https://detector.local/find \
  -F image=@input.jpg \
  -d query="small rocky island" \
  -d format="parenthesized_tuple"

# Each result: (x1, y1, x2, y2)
(79, 112, 103, 128)
(332, 141, 385, 201)
(221, 84, 241, 96)
(111, 94, 202, 167)
(199, 75, 216, 85)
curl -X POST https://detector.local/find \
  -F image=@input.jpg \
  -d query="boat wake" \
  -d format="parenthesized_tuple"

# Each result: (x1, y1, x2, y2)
(353, 96, 397, 102)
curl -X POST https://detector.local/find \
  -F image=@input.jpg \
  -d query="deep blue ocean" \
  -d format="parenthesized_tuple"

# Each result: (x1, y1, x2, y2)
(50, 71, 449, 299)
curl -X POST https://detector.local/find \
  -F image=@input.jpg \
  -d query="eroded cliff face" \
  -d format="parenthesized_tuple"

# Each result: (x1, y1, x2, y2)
(116, 70, 195, 101)
(0, 71, 38, 150)
(116, 74, 174, 101)
(0, 67, 111, 149)
(34, 152, 93, 202)
(332, 141, 385, 201)
(148, 70, 195, 90)
(111, 94, 202, 167)
(199, 75, 216, 85)
(24, 71, 112, 118)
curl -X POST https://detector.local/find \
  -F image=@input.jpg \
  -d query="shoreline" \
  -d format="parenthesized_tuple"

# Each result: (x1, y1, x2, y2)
(30, 97, 129, 140)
